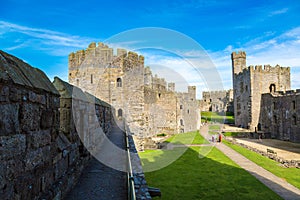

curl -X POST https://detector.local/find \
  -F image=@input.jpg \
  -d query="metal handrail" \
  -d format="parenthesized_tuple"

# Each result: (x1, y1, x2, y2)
(125, 120, 136, 200)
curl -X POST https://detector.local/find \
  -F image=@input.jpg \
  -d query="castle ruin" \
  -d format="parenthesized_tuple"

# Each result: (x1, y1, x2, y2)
(68, 42, 200, 142)
(200, 90, 234, 113)
(231, 51, 291, 130)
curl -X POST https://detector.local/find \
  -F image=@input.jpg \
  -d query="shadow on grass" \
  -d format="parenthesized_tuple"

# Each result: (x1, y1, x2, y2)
(140, 142, 299, 200)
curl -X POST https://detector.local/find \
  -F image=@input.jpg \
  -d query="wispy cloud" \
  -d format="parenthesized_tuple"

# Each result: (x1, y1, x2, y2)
(0, 20, 99, 56)
(208, 26, 300, 91)
(269, 8, 289, 17)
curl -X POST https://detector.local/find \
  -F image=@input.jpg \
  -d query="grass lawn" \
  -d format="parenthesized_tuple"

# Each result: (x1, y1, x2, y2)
(164, 131, 209, 145)
(201, 111, 234, 124)
(139, 147, 281, 200)
(209, 124, 221, 130)
(223, 132, 240, 137)
(223, 140, 300, 189)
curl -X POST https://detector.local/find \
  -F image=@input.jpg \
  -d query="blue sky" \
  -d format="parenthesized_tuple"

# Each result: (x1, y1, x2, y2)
(1, 0, 300, 98)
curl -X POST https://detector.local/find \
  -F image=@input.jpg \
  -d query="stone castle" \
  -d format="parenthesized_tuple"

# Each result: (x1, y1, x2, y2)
(200, 89, 234, 113)
(231, 51, 299, 142)
(0, 50, 150, 199)
(68, 42, 200, 140)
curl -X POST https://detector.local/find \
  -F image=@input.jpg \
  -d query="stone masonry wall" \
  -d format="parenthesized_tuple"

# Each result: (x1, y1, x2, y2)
(0, 51, 114, 199)
(0, 50, 61, 199)
(200, 89, 233, 113)
(69, 43, 200, 145)
(259, 90, 300, 143)
(232, 51, 290, 130)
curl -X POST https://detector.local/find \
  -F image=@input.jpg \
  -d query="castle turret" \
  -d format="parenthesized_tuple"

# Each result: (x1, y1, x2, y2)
(231, 51, 246, 75)
(168, 83, 175, 92)
(188, 86, 196, 100)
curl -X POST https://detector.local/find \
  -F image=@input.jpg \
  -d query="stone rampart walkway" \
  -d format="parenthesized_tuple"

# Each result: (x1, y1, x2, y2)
(64, 125, 127, 200)
(200, 125, 300, 200)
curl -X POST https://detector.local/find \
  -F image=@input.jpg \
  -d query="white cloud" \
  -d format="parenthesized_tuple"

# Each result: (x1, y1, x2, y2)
(0, 20, 99, 56)
(208, 26, 300, 90)
(269, 8, 289, 17)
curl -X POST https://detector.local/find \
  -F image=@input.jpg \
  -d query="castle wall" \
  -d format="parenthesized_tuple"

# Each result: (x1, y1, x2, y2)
(69, 43, 147, 138)
(250, 65, 290, 130)
(232, 51, 291, 130)
(233, 68, 251, 128)
(69, 43, 201, 142)
(0, 51, 112, 199)
(259, 91, 300, 143)
(200, 90, 233, 113)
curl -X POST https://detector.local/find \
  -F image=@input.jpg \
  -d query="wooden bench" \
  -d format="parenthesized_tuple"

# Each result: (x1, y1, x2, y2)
(267, 148, 277, 155)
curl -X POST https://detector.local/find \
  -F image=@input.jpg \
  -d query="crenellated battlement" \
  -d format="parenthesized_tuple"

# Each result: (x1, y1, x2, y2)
(269, 89, 300, 96)
(231, 51, 246, 59)
(68, 42, 144, 69)
(249, 64, 290, 73)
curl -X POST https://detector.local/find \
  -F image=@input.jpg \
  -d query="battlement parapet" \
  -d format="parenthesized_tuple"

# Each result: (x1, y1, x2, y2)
(267, 89, 300, 97)
(69, 42, 144, 68)
(231, 51, 246, 59)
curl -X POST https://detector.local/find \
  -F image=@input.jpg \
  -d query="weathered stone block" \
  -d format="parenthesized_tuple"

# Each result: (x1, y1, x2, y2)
(0, 104, 20, 135)
(9, 87, 22, 102)
(28, 91, 37, 102)
(25, 147, 45, 171)
(4, 158, 24, 181)
(0, 85, 9, 102)
(0, 134, 26, 159)
(27, 130, 51, 149)
(20, 103, 40, 131)
(54, 157, 68, 180)
(40, 109, 53, 129)
(56, 133, 71, 151)
(36, 94, 46, 105)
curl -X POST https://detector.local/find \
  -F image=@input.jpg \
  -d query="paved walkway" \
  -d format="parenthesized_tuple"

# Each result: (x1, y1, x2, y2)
(232, 138, 300, 160)
(200, 125, 300, 200)
(64, 125, 127, 200)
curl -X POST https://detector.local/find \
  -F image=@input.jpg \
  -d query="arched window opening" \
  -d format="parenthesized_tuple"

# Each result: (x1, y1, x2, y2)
(91, 74, 93, 84)
(257, 123, 261, 131)
(292, 101, 296, 110)
(269, 84, 276, 93)
(117, 78, 122, 87)
(180, 119, 184, 126)
(273, 115, 277, 123)
(293, 116, 297, 125)
(117, 109, 123, 118)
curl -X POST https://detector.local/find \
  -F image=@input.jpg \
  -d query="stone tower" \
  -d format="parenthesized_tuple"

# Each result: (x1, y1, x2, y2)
(231, 51, 246, 75)
(68, 42, 200, 140)
(231, 51, 291, 131)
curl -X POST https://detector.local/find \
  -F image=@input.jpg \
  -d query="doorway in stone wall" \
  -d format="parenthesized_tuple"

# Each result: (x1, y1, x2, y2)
(269, 84, 276, 93)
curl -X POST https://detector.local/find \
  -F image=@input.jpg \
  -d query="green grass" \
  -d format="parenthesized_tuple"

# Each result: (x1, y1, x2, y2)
(139, 146, 281, 200)
(201, 111, 234, 124)
(224, 132, 240, 137)
(164, 131, 209, 145)
(223, 140, 300, 189)
(209, 124, 220, 130)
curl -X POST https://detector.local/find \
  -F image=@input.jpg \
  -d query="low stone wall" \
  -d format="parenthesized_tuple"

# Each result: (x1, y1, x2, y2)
(128, 135, 152, 200)
(226, 138, 300, 168)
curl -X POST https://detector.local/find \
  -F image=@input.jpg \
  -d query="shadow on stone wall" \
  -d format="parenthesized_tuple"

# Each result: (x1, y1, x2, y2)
(0, 51, 114, 199)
